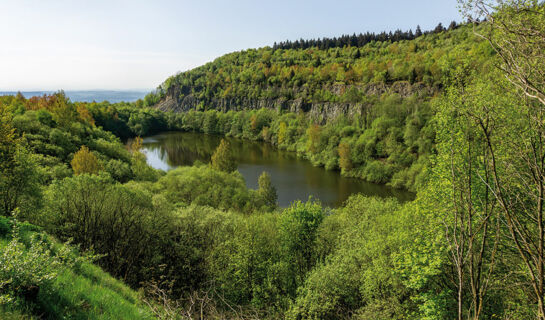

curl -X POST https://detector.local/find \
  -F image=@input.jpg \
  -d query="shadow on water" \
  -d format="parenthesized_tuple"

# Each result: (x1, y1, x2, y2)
(132, 132, 415, 208)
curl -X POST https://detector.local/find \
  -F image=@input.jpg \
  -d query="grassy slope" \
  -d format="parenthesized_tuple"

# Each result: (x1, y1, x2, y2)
(0, 217, 153, 320)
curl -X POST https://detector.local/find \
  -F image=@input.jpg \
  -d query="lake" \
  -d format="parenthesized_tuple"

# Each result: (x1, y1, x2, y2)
(136, 132, 414, 207)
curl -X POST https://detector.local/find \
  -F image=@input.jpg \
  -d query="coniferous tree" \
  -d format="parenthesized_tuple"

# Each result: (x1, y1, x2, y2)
(352, 48, 361, 59)
(415, 25, 423, 37)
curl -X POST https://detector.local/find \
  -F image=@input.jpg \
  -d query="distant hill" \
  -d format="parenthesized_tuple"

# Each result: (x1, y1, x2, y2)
(0, 90, 149, 103)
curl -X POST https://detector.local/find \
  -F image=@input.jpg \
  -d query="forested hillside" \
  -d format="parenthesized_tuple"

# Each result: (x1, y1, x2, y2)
(145, 23, 489, 113)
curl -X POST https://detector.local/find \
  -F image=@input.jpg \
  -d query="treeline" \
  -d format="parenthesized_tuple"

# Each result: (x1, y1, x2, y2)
(86, 100, 183, 139)
(272, 21, 459, 50)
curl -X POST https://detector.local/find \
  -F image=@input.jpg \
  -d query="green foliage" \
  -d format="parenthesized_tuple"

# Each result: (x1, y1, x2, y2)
(146, 24, 488, 108)
(0, 217, 153, 319)
(131, 151, 160, 182)
(289, 196, 415, 319)
(0, 145, 42, 217)
(258, 171, 277, 209)
(0, 106, 43, 217)
(210, 138, 237, 172)
(153, 165, 260, 212)
(87, 102, 182, 139)
(279, 200, 324, 295)
(168, 101, 434, 190)
(41, 173, 169, 285)
(0, 221, 61, 306)
(70, 145, 102, 175)
(0, 14, 542, 319)
(208, 210, 288, 312)
(0, 97, 147, 184)
(338, 142, 352, 172)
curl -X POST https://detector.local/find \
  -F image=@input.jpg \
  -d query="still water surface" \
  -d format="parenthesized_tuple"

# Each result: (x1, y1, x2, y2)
(137, 132, 414, 207)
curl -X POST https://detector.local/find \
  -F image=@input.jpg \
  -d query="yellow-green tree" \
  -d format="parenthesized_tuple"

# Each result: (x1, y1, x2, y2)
(128, 136, 158, 181)
(250, 114, 258, 133)
(211, 139, 236, 172)
(306, 124, 322, 154)
(71, 146, 102, 175)
(76, 103, 95, 126)
(130, 136, 143, 153)
(277, 122, 287, 145)
(262, 126, 271, 141)
(338, 142, 352, 172)
(49, 91, 78, 128)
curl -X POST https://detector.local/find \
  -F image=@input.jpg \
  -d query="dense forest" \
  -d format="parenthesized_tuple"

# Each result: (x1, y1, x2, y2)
(271, 22, 459, 50)
(2, 0, 545, 319)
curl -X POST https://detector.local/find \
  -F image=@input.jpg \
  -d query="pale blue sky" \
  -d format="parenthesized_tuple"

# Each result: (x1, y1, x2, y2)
(0, 0, 461, 90)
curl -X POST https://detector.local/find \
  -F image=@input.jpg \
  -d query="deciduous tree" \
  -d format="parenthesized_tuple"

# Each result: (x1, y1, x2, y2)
(460, 2, 545, 317)
(338, 142, 352, 172)
(0, 106, 41, 216)
(306, 124, 322, 154)
(277, 122, 288, 145)
(258, 171, 277, 209)
(211, 139, 236, 172)
(71, 146, 102, 175)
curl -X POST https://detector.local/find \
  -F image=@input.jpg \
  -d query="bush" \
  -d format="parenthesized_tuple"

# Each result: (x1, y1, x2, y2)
(363, 160, 393, 183)
(0, 221, 62, 306)
(154, 165, 260, 212)
(289, 196, 409, 319)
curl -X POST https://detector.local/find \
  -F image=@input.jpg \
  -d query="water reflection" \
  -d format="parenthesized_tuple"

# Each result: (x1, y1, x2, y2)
(132, 132, 414, 207)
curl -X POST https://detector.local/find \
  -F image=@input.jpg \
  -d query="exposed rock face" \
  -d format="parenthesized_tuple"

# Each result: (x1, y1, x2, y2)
(154, 81, 434, 123)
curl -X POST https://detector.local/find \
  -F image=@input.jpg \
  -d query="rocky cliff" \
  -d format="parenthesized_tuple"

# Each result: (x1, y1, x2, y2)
(155, 81, 435, 123)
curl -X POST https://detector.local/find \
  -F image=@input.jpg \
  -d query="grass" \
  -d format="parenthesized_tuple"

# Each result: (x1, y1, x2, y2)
(0, 308, 34, 320)
(33, 263, 153, 319)
(0, 216, 155, 319)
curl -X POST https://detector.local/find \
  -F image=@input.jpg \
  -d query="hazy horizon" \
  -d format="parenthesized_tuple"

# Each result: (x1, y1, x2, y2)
(1, 0, 461, 91)
(0, 90, 150, 102)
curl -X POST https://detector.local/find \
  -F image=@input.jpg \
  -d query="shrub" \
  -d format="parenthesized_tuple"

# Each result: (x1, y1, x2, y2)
(0, 221, 62, 306)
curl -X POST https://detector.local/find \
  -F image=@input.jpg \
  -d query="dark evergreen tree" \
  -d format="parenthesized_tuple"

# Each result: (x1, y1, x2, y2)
(415, 25, 423, 37)
(353, 48, 361, 59)
(434, 23, 445, 33)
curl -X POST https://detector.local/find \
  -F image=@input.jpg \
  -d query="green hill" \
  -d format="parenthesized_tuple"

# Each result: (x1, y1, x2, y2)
(144, 24, 490, 116)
